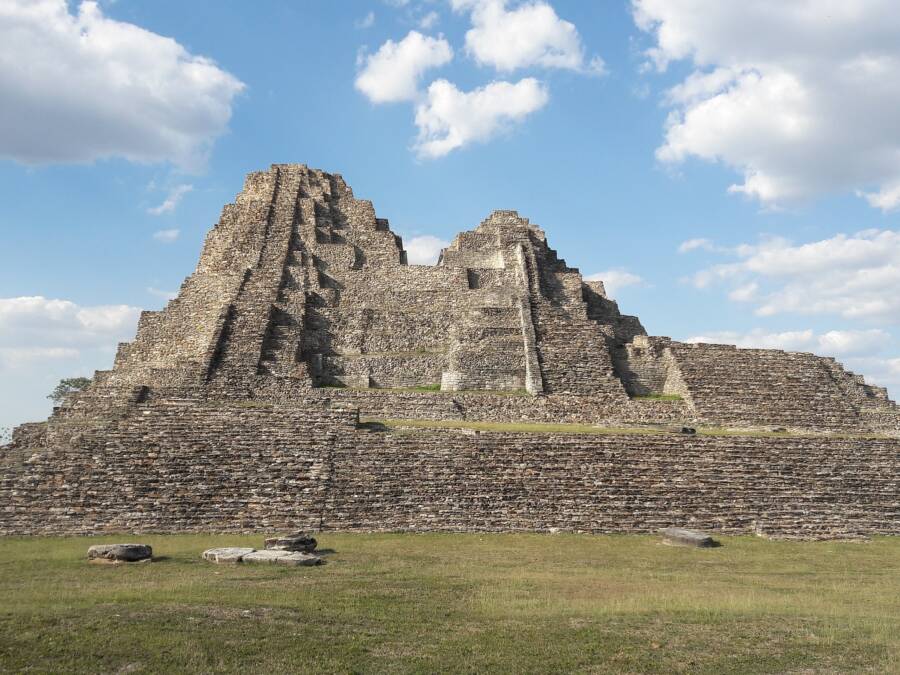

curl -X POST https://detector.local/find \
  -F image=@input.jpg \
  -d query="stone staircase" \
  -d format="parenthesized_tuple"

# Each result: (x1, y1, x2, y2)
(670, 343, 862, 430)
(258, 231, 309, 377)
(207, 165, 304, 388)
(521, 235, 626, 397)
(444, 302, 526, 391)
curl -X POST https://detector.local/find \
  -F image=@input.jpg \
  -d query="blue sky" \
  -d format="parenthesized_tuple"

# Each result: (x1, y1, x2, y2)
(2, 0, 900, 433)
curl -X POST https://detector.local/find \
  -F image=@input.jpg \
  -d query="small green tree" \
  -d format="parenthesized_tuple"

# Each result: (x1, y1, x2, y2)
(48, 377, 92, 405)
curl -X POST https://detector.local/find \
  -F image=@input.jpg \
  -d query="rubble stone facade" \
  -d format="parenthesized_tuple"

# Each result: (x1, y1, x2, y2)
(2, 164, 898, 537)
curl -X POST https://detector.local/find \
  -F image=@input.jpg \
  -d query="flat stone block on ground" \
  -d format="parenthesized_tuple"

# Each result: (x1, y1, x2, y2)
(202, 547, 256, 563)
(87, 544, 153, 562)
(264, 532, 317, 552)
(243, 549, 322, 566)
(277, 552, 322, 567)
(660, 527, 718, 548)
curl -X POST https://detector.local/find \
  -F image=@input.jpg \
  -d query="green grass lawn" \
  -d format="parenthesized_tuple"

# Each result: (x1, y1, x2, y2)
(1, 534, 898, 674)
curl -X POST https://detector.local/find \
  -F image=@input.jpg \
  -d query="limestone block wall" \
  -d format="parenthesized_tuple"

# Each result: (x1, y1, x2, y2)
(582, 281, 646, 344)
(612, 336, 690, 399)
(314, 389, 691, 426)
(323, 353, 446, 389)
(669, 342, 871, 431)
(0, 401, 355, 535)
(328, 430, 899, 538)
(2, 400, 897, 538)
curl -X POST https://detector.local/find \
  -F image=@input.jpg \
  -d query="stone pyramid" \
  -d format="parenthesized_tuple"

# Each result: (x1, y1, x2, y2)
(2, 164, 897, 538)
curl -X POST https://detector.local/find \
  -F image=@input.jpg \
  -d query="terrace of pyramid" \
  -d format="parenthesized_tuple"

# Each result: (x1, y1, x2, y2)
(2, 164, 898, 538)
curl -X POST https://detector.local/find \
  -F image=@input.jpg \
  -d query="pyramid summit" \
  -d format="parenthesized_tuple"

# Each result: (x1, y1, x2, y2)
(2, 163, 898, 538)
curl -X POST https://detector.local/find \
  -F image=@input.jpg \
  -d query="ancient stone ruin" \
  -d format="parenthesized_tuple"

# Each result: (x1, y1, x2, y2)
(2, 164, 898, 538)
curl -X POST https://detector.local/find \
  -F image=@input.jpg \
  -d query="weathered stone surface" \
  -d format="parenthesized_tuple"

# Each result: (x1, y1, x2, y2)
(87, 544, 152, 562)
(264, 533, 317, 552)
(242, 550, 321, 566)
(660, 528, 717, 548)
(202, 547, 256, 563)
(277, 553, 322, 567)
(1, 163, 898, 540)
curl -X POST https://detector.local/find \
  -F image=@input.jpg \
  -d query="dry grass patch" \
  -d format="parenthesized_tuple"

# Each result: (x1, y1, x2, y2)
(1, 533, 898, 673)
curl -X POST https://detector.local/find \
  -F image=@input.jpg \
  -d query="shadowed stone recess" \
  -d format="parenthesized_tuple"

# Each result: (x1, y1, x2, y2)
(1, 164, 898, 539)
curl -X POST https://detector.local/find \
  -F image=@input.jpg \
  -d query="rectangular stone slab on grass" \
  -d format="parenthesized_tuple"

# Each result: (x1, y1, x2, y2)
(202, 547, 256, 563)
(277, 553, 321, 567)
(242, 550, 322, 566)
(660, 528, 718, 548)
(87, 544, 153, 561)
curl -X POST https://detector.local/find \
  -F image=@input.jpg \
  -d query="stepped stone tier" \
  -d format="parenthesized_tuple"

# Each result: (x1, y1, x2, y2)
(2, 164, 898, 538)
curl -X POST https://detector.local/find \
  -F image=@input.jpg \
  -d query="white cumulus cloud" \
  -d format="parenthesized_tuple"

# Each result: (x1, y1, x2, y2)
(728, 282, 758, 302)
(152, 229, 180, 243)
(355, 11, 375, 29)
(418, 11, 439, 30)
(687, 229, 900, 323)
(355, 30, 453, 103)
(413, 78, 549, 158)
(0, 0, 244, 170)
(452, 0, 601, 73)
(585, 269, 644, 298)
(148, 184, 193, 215)
(818, 329, 891, 356)
(0, 297, 140, 352)
(677, 237, 715, 253)
(0, 296, 142, 429)
(686, 328, 890, 357)
(404, 235, 449, 265)
(633, 0, 900, 209)
(0, 347, 80, 370)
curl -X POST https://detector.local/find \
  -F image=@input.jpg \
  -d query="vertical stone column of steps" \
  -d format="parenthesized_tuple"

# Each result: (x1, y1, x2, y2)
(511, 242, 546, 395)
(670, 344, 862, 430)
(296, 170, 365, 383)
(444, 301, 527, 391)
(257, 229, 310, 379)
(522, 233, 627, 398)
(252, 166, 350, 382)
(326, 173, 406, 269)
(296, 170, 412, 387)
(207, 166, 305, 390)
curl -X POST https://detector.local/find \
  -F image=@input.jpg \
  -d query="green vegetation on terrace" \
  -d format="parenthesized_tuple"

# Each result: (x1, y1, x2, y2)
(1, 534, 897, 673)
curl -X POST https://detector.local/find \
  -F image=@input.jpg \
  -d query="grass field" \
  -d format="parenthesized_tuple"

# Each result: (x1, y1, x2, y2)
(1, 534, 898, 674)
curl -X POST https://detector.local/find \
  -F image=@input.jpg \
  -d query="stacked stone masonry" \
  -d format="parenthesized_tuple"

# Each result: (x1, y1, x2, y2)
(1, 400, 897, 538)
(1, 164, 897, 537)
